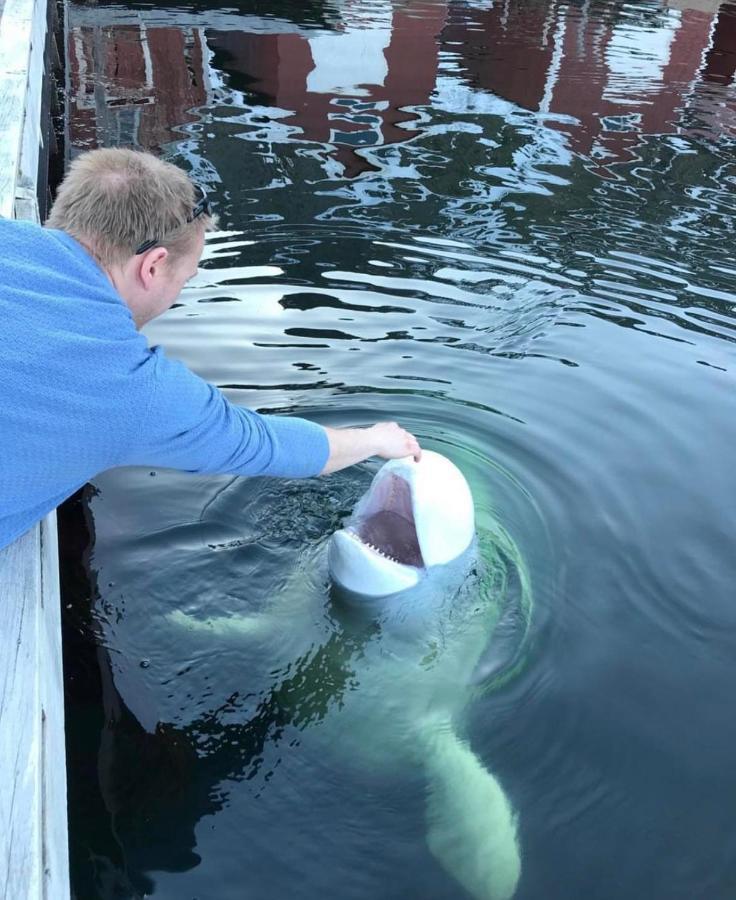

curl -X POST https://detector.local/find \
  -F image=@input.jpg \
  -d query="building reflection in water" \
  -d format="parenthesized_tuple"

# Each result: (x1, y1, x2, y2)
(207, 1, 446, 177)
(67, 0, 736, 179)
(68, 24, 211, 149)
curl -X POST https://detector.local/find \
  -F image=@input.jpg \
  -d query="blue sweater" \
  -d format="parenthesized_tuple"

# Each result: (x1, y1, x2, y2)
(0, 218, 330, 549)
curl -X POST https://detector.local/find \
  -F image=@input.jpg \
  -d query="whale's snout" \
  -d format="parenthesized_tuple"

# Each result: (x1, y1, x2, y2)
(327, 451, 475, 598)
(329, 465, 424, 596)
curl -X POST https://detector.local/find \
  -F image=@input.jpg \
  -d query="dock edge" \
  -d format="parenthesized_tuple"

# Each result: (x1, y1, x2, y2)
(0, 0, 71, 896)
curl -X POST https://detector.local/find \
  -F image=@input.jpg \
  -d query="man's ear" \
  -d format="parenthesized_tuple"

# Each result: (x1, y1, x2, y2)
(136, 246, 169, 289)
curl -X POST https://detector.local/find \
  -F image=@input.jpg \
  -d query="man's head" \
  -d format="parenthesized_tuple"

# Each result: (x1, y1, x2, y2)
(46, 148, 215, 328)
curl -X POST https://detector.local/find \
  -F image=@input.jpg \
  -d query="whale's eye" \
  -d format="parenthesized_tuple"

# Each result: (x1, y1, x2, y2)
(354, 473, 424, 568)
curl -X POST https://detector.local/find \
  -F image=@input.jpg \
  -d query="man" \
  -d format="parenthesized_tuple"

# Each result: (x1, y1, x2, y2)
(0, 148, 421, 550)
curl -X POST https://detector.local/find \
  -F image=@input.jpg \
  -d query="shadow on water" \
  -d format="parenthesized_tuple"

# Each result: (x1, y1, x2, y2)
(61, 480, 376, 897)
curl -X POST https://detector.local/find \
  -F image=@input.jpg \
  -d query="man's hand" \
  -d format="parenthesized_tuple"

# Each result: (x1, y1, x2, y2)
(368, 422, 422, 462)
(320, 422, 422, 475)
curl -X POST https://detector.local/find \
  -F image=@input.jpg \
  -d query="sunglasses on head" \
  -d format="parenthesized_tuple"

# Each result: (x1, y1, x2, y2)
(135, 184, 211, 255)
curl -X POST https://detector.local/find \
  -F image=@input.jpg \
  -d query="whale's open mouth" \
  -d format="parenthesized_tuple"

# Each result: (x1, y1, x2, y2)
(329, 450, 475, 598)
(346, 471, 425, 568)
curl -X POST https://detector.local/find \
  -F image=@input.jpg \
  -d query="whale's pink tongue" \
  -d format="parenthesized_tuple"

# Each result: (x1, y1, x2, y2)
(358, 510, 423, 567)
(354, 472, 423, 567)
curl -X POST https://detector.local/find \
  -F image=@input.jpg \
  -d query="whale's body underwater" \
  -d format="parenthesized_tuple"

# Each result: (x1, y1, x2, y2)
(327, 451, 521, 900)
(168, 451, 525, 900)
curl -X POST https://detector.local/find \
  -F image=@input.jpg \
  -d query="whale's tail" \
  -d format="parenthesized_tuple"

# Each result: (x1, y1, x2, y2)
(420, 719, 521, 900)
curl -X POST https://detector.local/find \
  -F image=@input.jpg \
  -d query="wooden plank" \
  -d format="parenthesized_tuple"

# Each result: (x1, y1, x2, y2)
(0, 0, 36, 217)
(0, 0, 69, 892)
(18, 0, 47, 197)
(0, 524, 43, 900)
(38, 513, 68, 900)
(0, 514, 67, 900)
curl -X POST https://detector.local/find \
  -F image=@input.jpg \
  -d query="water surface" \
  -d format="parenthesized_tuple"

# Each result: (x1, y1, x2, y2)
(62, 1, 736, 897)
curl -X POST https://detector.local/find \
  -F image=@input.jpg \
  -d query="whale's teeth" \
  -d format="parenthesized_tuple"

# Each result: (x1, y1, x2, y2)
(345, 531, 400, 564)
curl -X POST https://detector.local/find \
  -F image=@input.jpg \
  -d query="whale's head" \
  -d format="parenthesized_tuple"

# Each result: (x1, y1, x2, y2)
(328, 450, 475, 598)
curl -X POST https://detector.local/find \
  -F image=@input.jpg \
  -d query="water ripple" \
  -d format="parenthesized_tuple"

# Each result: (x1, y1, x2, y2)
(63, 0, 736, 896)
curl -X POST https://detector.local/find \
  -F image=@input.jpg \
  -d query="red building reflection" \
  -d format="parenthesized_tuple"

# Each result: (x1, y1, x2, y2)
(442, 0, 734, 173)
(66, 0, 735, 176)
(207, 2, 447, 177)
(68, 24, 209, 151)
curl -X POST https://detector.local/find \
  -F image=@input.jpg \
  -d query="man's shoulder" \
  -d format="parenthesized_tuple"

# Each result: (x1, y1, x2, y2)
(1, 218, 110, 293)
(0, 217, 135, 349)
(0, 217, 71, 265)
(0, 215, 41, 241)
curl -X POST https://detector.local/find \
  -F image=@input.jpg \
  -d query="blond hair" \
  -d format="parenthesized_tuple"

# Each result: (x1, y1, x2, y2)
(45, 148, 214, 267)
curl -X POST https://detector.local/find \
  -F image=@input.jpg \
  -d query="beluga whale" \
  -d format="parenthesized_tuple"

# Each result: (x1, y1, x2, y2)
(166, 450, 529, 900)
(326, 450, 522, 900)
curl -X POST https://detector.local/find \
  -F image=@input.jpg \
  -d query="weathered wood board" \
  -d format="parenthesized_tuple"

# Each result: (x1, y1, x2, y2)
(0, 515, 67, 900)
(0, 0, 70, 895)
(0, 0, 46, 218)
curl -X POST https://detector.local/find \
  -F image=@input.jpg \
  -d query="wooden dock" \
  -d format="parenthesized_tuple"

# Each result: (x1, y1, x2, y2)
(0, 0, 71, 896)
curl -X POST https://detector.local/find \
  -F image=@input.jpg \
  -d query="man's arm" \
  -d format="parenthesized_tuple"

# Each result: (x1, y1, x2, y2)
(320, 422, 422, 475)
(131, 348, 420, 479)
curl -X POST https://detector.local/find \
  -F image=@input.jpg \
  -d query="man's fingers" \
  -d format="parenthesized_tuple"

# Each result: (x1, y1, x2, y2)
(372, 421, 422, 461)
(406, 433, 422, 462)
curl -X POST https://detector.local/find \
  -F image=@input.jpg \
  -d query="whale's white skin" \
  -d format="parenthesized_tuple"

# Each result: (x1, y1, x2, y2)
(167, 455, 524, 900)
(421, 716, 520, 900)
(326, 452, 520, 900)
(328, 450, 475, 597)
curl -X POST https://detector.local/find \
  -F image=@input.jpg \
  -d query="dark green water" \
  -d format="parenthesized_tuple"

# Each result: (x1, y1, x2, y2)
(61, 1, 736, 897)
